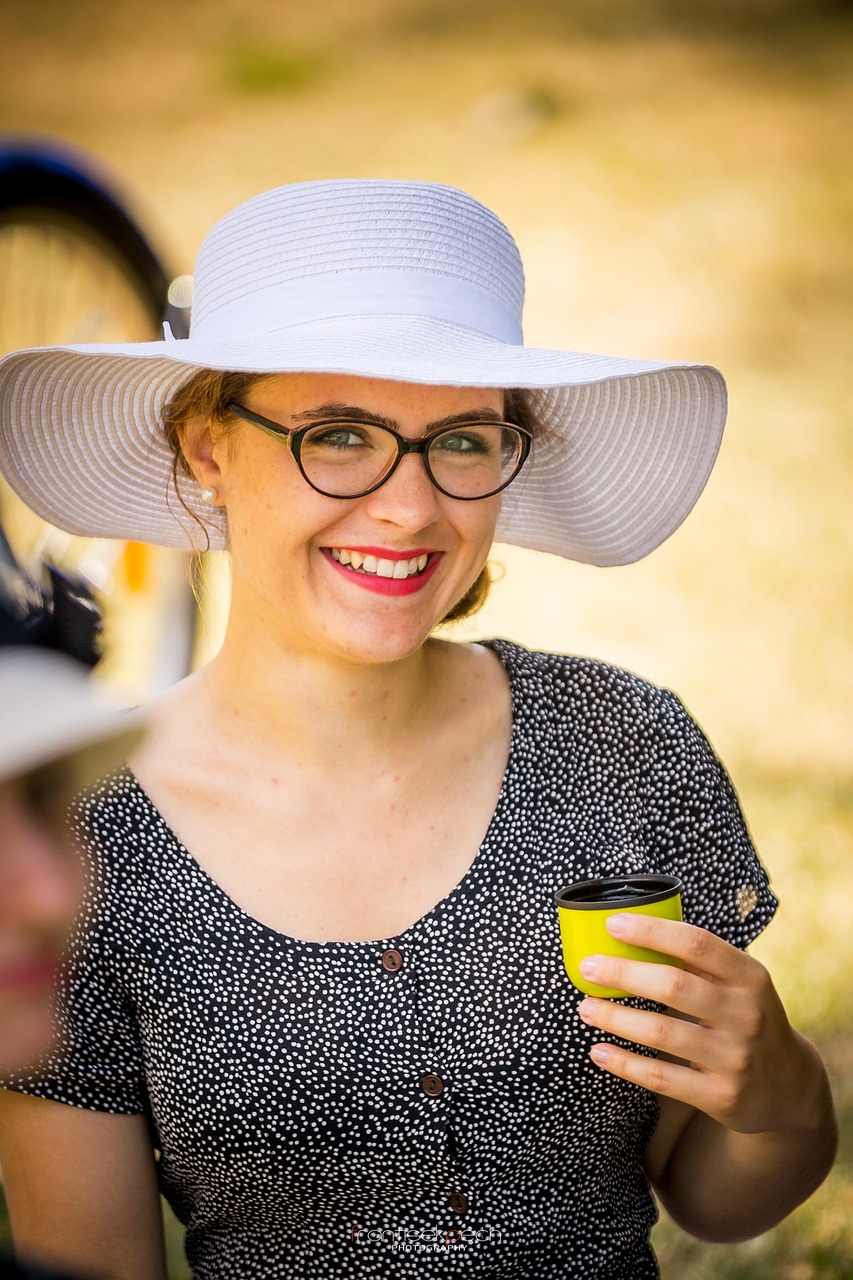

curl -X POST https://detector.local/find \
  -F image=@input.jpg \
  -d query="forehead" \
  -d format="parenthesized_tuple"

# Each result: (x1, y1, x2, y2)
(250, 373, 504, 421)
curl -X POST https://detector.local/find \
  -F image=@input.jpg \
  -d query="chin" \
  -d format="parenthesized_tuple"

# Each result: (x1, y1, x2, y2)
(329, 614, 438, 666)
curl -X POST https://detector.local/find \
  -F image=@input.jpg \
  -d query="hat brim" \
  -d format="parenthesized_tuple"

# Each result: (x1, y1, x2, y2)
(0, 650, 144, 790)
(0, 318, 726, 566)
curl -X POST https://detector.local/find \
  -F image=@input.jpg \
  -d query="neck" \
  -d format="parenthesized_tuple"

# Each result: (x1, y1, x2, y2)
(198, 615, 448, 767)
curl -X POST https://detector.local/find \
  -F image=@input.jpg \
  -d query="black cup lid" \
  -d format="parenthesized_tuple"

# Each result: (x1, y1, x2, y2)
(555, 874, 682, 910)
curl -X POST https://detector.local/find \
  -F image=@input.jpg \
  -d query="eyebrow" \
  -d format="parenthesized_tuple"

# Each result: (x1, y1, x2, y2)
(288, 402, 506, 432)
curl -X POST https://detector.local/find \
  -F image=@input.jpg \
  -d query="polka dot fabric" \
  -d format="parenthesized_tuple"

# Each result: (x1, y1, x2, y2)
(4, 641, 777, 1278)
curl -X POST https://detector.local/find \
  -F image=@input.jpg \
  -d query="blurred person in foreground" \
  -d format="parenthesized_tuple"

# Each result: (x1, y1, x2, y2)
(0, 180, 837, 1279)
(0, 575, 143, 1277)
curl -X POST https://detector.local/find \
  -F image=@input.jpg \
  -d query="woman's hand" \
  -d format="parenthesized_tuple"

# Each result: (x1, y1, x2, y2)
(576, 912, 820, 1135)
(575, 913, 837, 1242)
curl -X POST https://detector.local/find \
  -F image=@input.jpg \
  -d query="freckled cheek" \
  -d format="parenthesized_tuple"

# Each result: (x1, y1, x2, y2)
(469, 515, 499, 563)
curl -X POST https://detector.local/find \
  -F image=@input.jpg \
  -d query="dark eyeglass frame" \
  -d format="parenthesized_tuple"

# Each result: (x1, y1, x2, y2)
(227, 402, 533, 501)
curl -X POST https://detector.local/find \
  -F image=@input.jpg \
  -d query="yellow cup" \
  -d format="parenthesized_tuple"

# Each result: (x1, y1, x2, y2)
(555, 875, 683, 998)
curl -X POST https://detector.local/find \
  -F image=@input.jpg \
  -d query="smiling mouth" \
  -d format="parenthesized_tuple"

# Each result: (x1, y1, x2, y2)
(329, 548, 431, 579)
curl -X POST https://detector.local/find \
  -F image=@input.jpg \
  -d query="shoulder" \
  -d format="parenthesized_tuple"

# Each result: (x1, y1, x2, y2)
(71, 766, 150, 845)
(486, 637, 681, 735)
(69, 766, 171, 901)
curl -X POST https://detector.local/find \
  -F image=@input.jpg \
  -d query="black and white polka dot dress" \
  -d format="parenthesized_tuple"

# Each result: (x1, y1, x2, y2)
(6, 641, 777, 1278)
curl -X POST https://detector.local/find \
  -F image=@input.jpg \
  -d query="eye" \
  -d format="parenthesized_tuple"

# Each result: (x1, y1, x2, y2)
(21, 764, 75, 821)
(304, 424, 375, 450)
(433, 427, 496, 456)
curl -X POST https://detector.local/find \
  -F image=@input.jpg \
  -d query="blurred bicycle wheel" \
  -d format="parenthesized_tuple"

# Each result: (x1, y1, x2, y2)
(0, 136, 199, 700)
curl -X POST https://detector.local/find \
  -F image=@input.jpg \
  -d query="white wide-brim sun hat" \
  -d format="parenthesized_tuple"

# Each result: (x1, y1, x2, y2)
(0, 649, 143, 790)
(0, 179, 726, 567)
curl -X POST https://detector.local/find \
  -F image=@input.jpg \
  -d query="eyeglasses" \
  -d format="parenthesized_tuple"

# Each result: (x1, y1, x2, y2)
(227, 402, 532, 501)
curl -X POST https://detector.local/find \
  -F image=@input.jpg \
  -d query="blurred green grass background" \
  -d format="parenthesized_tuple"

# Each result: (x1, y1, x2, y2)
(1, 0, 852, 1274)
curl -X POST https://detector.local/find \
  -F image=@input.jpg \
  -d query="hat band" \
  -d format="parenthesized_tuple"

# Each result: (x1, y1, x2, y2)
(190, 270, 524, 345)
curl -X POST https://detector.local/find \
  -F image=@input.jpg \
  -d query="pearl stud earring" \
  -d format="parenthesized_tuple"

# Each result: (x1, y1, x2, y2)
(200, 487, 218, 503)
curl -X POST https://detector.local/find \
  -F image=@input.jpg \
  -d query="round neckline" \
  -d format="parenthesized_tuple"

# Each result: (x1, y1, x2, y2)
(123, 638, 523, 952)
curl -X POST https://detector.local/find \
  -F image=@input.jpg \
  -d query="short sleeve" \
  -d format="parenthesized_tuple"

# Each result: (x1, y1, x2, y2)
(0, 807, 146, 1114)
(644, 689, 778, 949)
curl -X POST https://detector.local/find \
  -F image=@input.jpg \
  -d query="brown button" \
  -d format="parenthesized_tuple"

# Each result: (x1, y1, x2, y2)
(381, 948, 403, 972)
(449, 1192, 469, 1214)
(420, 1073, 444, 1097)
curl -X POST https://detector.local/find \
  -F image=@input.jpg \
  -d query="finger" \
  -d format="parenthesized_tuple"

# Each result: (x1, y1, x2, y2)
(578, 997, 732, 1073)
(604, 913, 750, 983)
(579, 952, 724, 1020)
(586, 1038, 726, 1118)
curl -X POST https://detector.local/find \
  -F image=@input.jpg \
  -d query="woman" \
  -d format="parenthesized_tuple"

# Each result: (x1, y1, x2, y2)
(0, 578, 143, 1278)
(0, 571, 143, 1077)
(0, 180, 836, 1279)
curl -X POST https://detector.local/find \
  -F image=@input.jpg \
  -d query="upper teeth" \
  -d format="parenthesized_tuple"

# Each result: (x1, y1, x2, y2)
(331, 549, 429, 578)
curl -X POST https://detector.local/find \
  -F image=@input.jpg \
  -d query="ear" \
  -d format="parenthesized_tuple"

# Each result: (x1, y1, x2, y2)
(178, 414, 227, 497)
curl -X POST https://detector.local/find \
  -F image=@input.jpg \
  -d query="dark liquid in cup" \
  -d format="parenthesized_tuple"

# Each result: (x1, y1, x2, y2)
(572, 884, 646, 903)
(556, 876, 682, 910)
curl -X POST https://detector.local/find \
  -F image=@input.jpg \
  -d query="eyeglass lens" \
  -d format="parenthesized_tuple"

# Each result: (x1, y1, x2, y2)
(299, 421, 525, 498)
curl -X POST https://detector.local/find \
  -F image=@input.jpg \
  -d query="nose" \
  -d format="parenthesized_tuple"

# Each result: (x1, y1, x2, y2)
(361, 449, 443, 530)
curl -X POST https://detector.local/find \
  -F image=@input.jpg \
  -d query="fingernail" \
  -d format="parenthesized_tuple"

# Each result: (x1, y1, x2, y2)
(606, 914, 629, 935)
(590, 1045, 610, 1066)
(578, 998, 598, 1022)
(579, 956, 599, 978)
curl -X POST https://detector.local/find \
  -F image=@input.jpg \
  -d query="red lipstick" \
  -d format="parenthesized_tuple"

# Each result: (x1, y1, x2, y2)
(327, 546, 434, 559)
(321, 548, 442, 596)
(0, 955, 59, 995)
